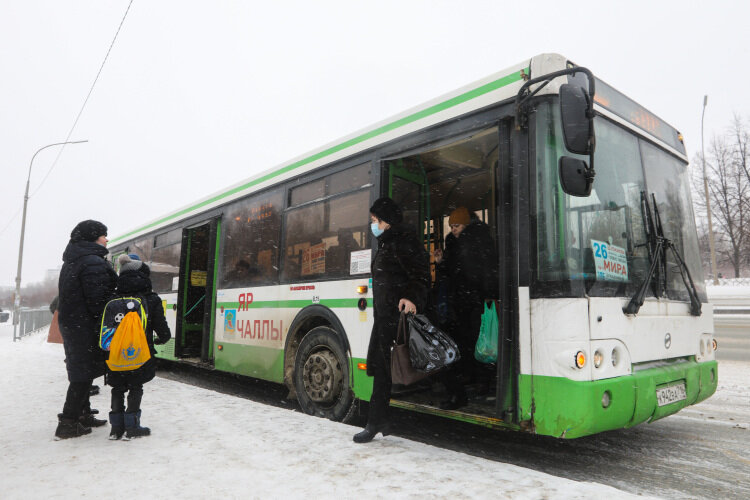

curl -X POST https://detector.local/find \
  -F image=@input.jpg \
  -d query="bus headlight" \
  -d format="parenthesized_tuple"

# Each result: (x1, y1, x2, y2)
(602, 390, 612, 408)
(575, 351, 586, 369)
(712, 339, 718, 351)
(594, 350, 603, 368)
(611, 348, 619, 367)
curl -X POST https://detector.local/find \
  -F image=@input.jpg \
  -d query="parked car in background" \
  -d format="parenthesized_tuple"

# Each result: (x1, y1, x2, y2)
(0, 307, 9, 323)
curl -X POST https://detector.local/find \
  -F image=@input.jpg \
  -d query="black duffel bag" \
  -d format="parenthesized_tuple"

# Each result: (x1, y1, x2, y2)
(406, 313, 460, 374)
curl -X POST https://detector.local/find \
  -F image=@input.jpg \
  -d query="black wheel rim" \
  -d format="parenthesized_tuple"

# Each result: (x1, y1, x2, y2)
(302, 347, 343, 406)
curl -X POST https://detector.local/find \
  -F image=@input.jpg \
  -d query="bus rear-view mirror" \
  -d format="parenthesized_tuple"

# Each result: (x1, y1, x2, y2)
(560, 83, 593, 155)
(559, 156, 593, 197)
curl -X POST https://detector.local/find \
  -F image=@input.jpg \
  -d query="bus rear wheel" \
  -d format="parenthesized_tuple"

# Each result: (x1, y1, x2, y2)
(294, 326, 355, 422)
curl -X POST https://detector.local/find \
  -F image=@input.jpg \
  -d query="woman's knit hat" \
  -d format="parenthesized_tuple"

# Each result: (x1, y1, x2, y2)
(70, 220, 107, 243)
(369, 197, 403, 225)
(448, 207, 470, 226)
(118, 253, 143, 273)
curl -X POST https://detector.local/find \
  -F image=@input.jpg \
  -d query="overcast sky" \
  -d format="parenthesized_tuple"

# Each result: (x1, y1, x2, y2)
(1, 0, 748, 287)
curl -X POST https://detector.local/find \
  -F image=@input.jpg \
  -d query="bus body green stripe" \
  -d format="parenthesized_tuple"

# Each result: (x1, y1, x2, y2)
(351, 356, 373, 401)
(214, 343, 284, 382)
(111, 69, 526, 242)
(216, 298, 372, 309)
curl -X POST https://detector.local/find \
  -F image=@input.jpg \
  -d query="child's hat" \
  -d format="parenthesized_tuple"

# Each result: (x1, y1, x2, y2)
(118, 253, 143, 273)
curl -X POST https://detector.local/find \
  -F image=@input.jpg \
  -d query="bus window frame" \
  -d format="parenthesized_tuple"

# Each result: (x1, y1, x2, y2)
(499, 116, 522, 422)
(280, 172, 374, 285)
(217, 186, 285, 289)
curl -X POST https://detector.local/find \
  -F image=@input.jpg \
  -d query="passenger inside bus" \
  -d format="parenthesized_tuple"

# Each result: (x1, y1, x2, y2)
(223, 258, 260, 288)
(433, 207, 499, 409)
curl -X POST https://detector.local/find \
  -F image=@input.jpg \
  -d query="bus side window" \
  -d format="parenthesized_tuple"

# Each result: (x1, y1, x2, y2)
(282, 165, 371, 282)
(326, 229, 361, 275)
(219, 188, 283, 289)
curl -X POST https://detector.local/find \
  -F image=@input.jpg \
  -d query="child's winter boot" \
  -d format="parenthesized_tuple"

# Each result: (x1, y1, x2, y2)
(109, 412, 125, 440)
(123, 410, 151, 440)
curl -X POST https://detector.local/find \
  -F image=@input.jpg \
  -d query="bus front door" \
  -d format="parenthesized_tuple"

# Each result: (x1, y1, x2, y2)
(383, 125, 515, 424)
(174, 218, 220, 364)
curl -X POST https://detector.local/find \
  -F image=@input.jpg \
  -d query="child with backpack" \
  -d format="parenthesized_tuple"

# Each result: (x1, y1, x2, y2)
(104, 254, 171, 440)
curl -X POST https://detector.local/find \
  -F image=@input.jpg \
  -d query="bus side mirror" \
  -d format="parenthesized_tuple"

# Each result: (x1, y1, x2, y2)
(559, 156, 593, 197)
(560, 83, 593, 155)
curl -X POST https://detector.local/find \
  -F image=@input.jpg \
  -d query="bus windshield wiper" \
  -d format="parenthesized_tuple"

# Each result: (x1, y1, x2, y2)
(623, 193, 702, 316)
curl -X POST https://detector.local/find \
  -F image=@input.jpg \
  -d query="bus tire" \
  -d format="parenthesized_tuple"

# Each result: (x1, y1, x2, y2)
(293, 326, 355, 422)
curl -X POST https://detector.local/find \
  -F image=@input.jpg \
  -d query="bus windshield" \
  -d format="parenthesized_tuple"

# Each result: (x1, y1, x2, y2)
(533, 100, 707, 302)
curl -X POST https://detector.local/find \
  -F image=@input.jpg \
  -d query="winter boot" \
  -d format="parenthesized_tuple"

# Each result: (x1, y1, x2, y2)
(353, 423, 392, 443)
(80, 409, 107, 428)
(123, 410, 151, 440)
(54, 413, 92, 440)
(109, 412, 125, 440)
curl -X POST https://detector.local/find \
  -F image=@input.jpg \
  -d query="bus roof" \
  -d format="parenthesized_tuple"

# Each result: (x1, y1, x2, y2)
(111, 53, 684, 243)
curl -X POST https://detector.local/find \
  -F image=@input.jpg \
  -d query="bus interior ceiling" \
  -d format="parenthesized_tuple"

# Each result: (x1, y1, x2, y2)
(389, 126, 503, 418)
(391, 126, 499, 238)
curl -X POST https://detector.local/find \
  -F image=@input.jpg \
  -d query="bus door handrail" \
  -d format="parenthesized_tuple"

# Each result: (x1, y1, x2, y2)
(184, 295, 205, 317)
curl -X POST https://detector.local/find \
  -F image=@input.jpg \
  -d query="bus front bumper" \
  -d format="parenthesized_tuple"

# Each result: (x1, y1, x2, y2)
(519, 359, 718, 439)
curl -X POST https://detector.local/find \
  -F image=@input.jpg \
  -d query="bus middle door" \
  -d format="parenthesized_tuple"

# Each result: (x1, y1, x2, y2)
(175, 218, 220, 364)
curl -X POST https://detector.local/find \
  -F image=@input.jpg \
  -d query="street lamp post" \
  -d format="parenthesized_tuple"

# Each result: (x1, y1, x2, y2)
(13, 140, 88, 342)
(701, 96, 719, 286)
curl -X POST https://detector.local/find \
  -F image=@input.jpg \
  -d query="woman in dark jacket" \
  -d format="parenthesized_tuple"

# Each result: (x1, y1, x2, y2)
(433, 207, 499, 409)
(353, 197, 430, 443)
(56, 220, 117, 440)
(108, 253, 171, 440)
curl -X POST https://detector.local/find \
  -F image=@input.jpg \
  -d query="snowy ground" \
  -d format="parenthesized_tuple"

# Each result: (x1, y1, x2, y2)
(0, 324, 650, 500)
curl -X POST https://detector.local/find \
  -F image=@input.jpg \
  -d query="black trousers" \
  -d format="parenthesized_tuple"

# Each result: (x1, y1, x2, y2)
(367, 345, 392, 427)
(111, 383, 144, 413)
(61, 380, 92, 419)
(443, 302, 485, 396)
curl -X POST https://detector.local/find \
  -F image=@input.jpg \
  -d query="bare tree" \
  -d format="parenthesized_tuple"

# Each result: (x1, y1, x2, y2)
(693, 133, 750, 277)
(0, 277, 57, 309)
(732, 114, 750, 187)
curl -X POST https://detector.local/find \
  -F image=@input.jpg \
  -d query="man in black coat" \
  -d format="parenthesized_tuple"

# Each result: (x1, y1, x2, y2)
(434, 207, 499, 409)
(55, 220, 117, 439)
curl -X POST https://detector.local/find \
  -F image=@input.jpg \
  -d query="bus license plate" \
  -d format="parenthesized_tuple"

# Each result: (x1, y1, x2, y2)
(656, 382, 687, 407)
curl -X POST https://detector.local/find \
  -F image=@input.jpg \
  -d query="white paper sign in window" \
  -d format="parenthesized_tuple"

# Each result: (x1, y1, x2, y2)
(350, 249, 371, 275)
(590, 239, 628, 282)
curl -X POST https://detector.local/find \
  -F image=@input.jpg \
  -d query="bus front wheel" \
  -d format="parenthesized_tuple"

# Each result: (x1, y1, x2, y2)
(293, 326, 355, 422)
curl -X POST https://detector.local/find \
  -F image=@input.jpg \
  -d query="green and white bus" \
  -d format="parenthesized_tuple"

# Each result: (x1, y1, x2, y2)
(109, 53, 717, 439)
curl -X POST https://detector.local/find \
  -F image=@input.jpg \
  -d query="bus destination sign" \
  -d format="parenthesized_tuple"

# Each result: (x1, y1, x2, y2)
(593, 79, 686, 155)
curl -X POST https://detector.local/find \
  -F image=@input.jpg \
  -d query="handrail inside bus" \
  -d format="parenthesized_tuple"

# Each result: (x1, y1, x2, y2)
(184, 295, 205, 317)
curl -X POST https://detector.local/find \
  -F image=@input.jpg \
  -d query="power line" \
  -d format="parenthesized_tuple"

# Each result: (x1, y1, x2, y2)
(30, 0, 135, 199)
(0, 207, 21, 239)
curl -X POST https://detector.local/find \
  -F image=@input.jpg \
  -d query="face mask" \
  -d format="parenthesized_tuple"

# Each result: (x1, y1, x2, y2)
(371, 222, 384, 238)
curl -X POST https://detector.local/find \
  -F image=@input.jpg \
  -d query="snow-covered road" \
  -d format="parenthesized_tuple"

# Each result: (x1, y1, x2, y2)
(0, 325, 649, 500)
